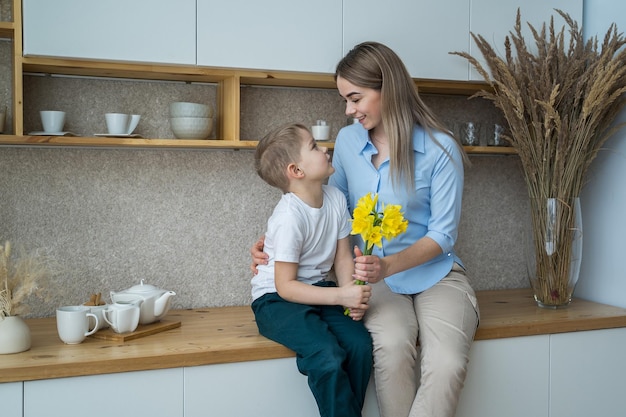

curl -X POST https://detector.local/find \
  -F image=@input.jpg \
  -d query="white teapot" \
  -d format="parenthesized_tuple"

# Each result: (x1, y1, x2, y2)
(110, 280, 176, 325)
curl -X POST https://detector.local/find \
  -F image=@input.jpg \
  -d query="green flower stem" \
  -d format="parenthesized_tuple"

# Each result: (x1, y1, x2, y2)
(344, 243, 371, 315)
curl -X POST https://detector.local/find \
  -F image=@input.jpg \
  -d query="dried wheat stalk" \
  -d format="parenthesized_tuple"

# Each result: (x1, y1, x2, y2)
(452, 9, 626, 305)
(0, 241, 57, 318)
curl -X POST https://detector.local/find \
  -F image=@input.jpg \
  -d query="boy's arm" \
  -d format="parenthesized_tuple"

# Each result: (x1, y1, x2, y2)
(333, 237, 370, 320)
(275, 262, 342, 305)
(333, 236, 358, 287)
(275, 250, 370, 309)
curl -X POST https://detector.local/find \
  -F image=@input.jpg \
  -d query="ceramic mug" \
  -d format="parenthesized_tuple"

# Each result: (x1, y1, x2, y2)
(56, 305, 99, 344)
(105, 113, 141, 135)
(103, 302, 140, 333)
(40, 110, 66, 133)
(88, 304, 109, 330)
(311, 125, 330, 141)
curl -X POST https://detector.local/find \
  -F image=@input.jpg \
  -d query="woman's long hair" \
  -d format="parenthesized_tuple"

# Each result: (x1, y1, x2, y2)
(335, 41, 468, 191)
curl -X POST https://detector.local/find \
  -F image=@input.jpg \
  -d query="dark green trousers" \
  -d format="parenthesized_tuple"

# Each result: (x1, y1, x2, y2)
(252, 282, 373, 417)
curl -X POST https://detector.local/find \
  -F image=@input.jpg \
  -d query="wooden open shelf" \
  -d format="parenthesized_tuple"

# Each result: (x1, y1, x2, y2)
(0, 134, 516, 154)
(0, 21, 13, 38)
(6, 55, 510, 153)
(0, 134, 259, 149)
(3, 0, 509, 154)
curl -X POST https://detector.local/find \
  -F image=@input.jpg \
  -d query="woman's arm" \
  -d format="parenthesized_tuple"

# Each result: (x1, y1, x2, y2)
(353, 237, 442, 283)
(354, 137, 463, 283)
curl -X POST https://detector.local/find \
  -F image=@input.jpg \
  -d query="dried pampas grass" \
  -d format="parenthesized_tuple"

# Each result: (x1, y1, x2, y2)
(452, 9, 626, 306)
(0, 241, 58, 318)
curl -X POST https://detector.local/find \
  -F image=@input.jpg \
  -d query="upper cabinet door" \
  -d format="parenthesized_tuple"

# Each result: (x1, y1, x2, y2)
(343, 0, 471, 81)
(197, 0, 343, 73)
(22, 0, 196, 65)
(469, 0, 583, 80)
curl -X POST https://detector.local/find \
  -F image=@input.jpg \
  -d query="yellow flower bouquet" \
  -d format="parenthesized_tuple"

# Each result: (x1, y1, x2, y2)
(344, 193, 408, 315)
(351, 193, 408, 258)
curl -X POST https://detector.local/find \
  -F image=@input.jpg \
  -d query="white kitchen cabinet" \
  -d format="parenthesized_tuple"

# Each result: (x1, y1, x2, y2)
(8, 329, 626, 417)
(0, 382, 23, 417)
(22, 0, 196, 65)
(196, 0, 343, 73)
(469, 0, 583, 80)
(549, 327, 626, 417)
(457, 328, 626, 417)
(456, 335, 550, 417)
(184, 358, 381, 417)
(184, 358, 320, 417)
(24, 368, 184, 417)
(343, 0, 471, 80)
(183, 337, 551, 417)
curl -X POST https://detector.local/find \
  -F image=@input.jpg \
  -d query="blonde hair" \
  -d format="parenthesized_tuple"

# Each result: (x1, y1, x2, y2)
(335, 41, 467, 191)
(255, 123, 308, 193)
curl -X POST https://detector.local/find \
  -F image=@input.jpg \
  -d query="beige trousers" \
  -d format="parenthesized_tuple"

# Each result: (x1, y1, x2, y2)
(364, 264, 480, 417)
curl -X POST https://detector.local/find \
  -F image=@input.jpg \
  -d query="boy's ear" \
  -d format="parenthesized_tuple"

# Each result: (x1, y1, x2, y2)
(287, 163, 303, 178)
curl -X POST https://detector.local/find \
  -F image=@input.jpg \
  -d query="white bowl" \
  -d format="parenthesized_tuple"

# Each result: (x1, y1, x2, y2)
(169, 102, 213, 118)
(170, 117, 213, 139)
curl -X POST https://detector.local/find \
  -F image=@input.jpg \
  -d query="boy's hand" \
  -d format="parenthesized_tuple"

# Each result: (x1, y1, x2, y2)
(340, 281, 371, 312)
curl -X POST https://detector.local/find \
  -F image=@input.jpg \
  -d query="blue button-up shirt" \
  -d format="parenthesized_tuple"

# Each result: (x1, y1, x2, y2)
(329, 123, 464, 294)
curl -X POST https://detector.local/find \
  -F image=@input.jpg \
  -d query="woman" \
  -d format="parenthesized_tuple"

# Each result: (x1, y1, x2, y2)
(252, 41, 479, 417)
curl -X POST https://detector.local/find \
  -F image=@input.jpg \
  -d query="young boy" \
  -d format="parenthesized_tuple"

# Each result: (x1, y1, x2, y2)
(251, 123, 373, 417)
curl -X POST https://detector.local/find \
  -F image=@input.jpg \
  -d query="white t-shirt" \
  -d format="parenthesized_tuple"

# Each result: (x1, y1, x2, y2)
(251, 184, 351, 301)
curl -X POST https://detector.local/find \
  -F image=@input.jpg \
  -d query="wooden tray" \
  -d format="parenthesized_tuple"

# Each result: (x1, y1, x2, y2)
(89, 320, 181, 342)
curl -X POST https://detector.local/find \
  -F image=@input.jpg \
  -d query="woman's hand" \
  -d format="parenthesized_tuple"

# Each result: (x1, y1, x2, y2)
(353, 246, 386, 284)
(250, 236, 268, 275)
(347, 307, 366, 321)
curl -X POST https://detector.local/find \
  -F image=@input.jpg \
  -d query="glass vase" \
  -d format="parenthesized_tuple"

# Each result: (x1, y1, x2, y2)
(525, 197, 583, 308)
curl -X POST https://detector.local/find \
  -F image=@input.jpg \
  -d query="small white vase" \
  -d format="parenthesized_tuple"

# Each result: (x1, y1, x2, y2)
(0, 315, 32, 354)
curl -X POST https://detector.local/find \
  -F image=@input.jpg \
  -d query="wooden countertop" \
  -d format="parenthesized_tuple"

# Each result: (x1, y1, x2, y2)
(1, 288, 626, 383)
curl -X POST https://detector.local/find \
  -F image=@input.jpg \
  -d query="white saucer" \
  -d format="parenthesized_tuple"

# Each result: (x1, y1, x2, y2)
(28, 131, 77, 136)
(93, 133, 143, 138)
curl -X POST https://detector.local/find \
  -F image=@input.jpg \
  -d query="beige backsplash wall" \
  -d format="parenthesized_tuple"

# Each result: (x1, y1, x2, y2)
(0, 69, 529, 318)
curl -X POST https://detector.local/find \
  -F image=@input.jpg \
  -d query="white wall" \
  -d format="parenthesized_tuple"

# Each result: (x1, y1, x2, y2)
(578, 0, 626, 307)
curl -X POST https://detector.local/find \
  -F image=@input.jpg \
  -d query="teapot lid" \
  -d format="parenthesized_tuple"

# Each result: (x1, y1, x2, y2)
(127, 279, 161, 293)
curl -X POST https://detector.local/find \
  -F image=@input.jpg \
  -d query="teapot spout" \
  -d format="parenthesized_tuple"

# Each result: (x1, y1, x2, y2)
(154, 291, 176, 317)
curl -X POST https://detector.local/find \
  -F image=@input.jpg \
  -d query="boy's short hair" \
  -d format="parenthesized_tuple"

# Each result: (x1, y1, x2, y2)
(255, 123, 308, 192)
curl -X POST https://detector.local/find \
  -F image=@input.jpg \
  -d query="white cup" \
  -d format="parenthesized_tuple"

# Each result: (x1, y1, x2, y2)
(40, 110, 66, 133)
(105, 113, 141, 135)
(311, 125, 330, 141)
(56, 306, 99, 344)
(88, 305, 109, 330)
(103, 302, 140, 333)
